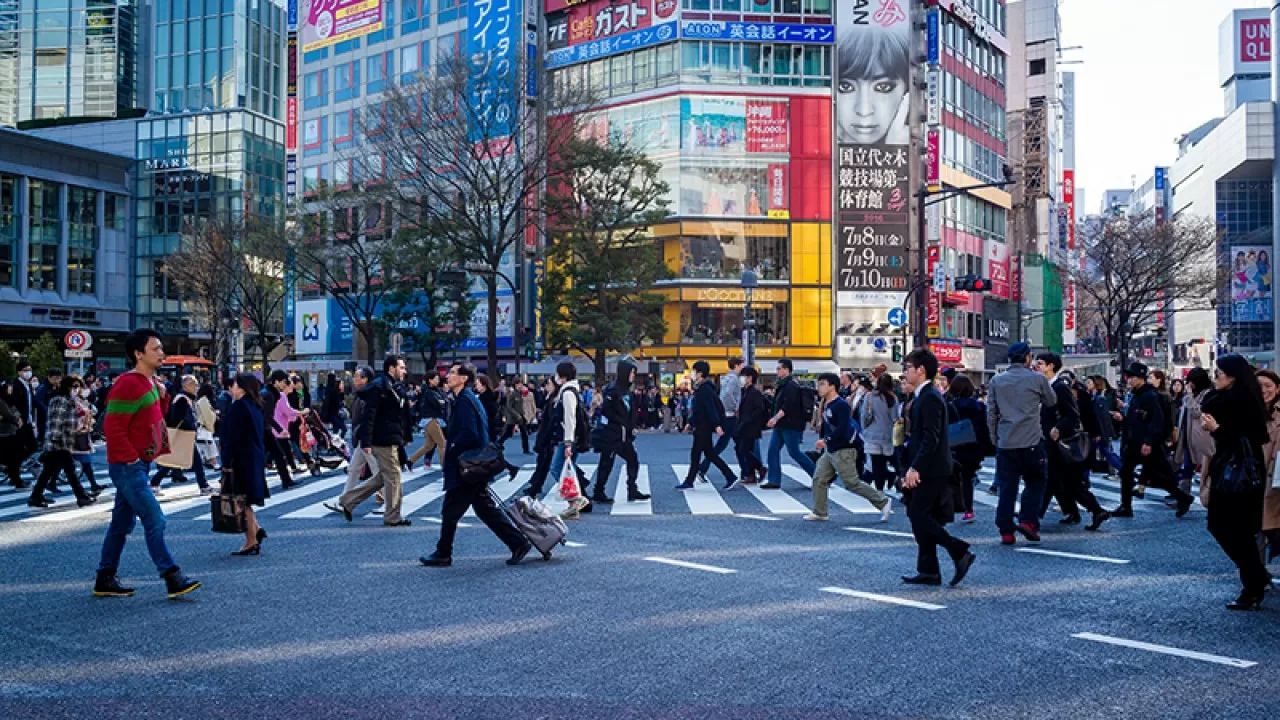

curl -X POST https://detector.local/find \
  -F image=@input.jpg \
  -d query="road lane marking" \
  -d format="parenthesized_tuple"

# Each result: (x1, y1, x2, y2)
(734, 513, 781, 522)
(643, 556, 737, 574)
(1017, 548, 1130, 564)
(1071, 632, 1256, 668)
(610, 466, 653, 516)
(843, 527, 915, 538)
(564, 541, 587, 548)
(820, 586, 945, 611)
(671, 466, 733, 514)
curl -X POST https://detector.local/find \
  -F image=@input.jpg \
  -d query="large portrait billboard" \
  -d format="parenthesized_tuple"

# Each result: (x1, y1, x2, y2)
(1230, 245, 1273, 323)
(834, 0, 911, 308)
(301, 0, 384, 52)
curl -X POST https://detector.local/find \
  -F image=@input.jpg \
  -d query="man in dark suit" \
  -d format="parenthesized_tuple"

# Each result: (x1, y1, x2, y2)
(421, 362, 531, 567)
(1035, 352, 1110, 531)
(735, 367, 769, 484)
(10, 361, 38, 486)
(901, 348, 976, 587)
(676, 361, 738, 490)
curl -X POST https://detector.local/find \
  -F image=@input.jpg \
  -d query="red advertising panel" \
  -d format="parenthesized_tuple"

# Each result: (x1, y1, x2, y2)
(286, 97, 298, 150)
(926, 128, 940, 190)
(1240, 18, 1271, 63)
(929, 340, 963, 365)
(1063, 280, 1076, 344)
(767, 163, 788, 216)
(926, 246, 941, 338)
(986, 238, 1010, 299)
(746, 100, 789, 153)
(1063, 169, 1075, 250)
(558, 0, 675, 49)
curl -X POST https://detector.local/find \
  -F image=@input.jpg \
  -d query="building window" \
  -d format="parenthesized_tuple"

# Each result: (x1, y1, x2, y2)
(28, 180, 59, 292)
(679, 234, 789, 281)
(680, 303, 789, 346)
(303, 164, 329, 195)
(1029, 58, 1045, 76)
(67, 186, 97, 295)
(0, 175, 16, 287)
(367, 52, 392, 93)
(401, 44, 420, 81)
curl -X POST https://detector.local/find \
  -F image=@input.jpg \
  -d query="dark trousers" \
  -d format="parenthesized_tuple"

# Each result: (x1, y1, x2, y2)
(699, 415, 736, 474)
(957, 462, 979, 514)
(1043, 454, 1103, 517)
(435, 483, 526, 558)
(1119, 442, 1191, 509)
(596, 441, 639, 497)
(0, 435, 24, 487)
(501, 421, 530, 454)
(908, 475, 970, 576)
(736, 434, 764, 478)
(265, 435, 294, 486)
(1207, 494, 1270, 593)
(995, 444, 1047, 533)
(33, 449, 90, 502)
(868, 453, 894, 491)
(686, 430, 734, 484)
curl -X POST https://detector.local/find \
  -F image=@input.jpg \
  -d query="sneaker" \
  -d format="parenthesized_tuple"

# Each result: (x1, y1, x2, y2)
(163, 568, 200, 598)
(724, 477, 740, 491)
(739, 475, 759, 485)
(879, 497, 894, 523)
(1001, 533, 1016, 546)
(802, 513, 828, 522)
(1015, 522, 1042, 544)
(675, 482, 695, 490)
(375, 491, 384, 505)
(92, 571, 134, 598)
(960, 512, 975, 523)
(199, 487, 216, 496)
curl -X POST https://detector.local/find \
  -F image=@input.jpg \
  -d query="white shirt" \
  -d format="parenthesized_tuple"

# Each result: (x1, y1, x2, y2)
(913, 380, 932, 398)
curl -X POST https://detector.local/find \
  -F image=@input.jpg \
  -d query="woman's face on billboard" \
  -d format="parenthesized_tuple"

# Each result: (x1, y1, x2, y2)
(837, 76, 906, 144)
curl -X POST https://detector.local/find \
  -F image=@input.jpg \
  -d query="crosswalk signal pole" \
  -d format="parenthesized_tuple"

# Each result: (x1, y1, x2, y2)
(741, 269, 758, 367)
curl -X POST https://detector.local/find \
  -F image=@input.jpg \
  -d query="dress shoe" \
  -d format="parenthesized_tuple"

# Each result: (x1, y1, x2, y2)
(627, 491, 651, 501)
(27, 497, 54, 508)
(675, 482, 695, 490)
(231, 544, 260, 556)
(901, 573, 943, 586)
(591, 495, 615, 504)
(1059, 514, 1081, 525)
(507, 543, 532, 565)
(951, 551, 976, 587)
(257, 528, 268, 542)
(77, 496, 97, 507)
(420, 553, 452, 567)
(1175, 496, 1194, 518)
(1086, 510, 1111, 531)
(282, 480, 303, 489)
(384, 519, 412, 527)
(47, 486, 65, 495)
(1111, 506, 1134, 518)
(1226, 588, 1265, 611)
(759, 483, 781, 489)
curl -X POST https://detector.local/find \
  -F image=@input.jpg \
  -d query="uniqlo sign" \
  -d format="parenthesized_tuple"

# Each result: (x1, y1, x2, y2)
(1240, 18, 1271, 63)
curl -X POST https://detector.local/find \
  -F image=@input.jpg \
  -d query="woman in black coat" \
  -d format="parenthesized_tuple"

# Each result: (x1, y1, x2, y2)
(221, 373, 269, 556)
(475, 374, 519, 480)
(947, 375, 992, 523)
(1200, 354, 1271, 610)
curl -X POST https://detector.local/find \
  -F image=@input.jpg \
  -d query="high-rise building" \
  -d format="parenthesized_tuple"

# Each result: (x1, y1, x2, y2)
(33, 0, 288, 354)
(0, 0, 149, 128)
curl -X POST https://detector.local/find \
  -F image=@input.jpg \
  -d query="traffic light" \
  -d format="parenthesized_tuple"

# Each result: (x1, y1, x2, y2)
(892, 342, 902, 363)
(955, 274, 992, 292)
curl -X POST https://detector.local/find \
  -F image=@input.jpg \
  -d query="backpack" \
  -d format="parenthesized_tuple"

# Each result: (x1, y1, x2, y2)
(799, 384, 817, 421)
(560, 387, 593, 454)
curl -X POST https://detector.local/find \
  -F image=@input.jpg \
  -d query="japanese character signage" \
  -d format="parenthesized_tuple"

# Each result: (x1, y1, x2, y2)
(929, 339, 962, 365)
(1063, 169, 1075, 251)
(745, 100, 789, 153)
(678, 21, 834, 44)
(301, 0, 384, 53)
(545, 20, 677, 69)
(767, 164, 788, 217)
(835, 0, 911, 308)
(467, 0, 521, 141)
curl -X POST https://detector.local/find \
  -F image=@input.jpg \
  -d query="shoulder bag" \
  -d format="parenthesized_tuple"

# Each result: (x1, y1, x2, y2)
(948, 419, 977, 446)
(1057, 430, 1091, 464)
(1215, 436, 1264, 495)
(458, 393, 506, 486)
(209, 468, 248, 534)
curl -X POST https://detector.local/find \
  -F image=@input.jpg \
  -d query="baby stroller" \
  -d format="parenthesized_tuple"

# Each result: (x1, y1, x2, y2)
(300, 412, 348, 475)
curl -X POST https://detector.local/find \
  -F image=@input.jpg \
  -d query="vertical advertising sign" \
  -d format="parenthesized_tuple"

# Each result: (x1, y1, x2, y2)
(1063, 281, 1076, 346)
(834, 0, 911, 308)
(926, 128, 940, 191)
(926, 246, 941, 338)
(287, 26, 299, 210)
(467, 0, 521, 145)
(286, 97, 298, 150)
(767, 164, 789, 218)
(1062, 169, 1075, 250)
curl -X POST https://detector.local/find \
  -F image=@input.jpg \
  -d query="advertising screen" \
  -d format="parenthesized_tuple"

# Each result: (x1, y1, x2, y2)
(833, 0, 911, 308)
(1230, 245, 1273, 323)
(301, 0, 384, 52)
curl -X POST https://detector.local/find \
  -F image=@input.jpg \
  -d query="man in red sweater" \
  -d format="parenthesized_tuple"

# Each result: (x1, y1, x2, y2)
(94, 329, 200, 599)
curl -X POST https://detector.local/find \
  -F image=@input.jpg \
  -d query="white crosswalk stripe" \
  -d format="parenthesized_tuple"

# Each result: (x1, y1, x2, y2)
(608, 466, 653, 515)
(671, 465, 734, 514)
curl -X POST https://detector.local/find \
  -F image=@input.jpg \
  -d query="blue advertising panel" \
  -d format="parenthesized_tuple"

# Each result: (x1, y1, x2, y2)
(679, 21, 834, 44)
(1154, 166, 1166, 191)
(526, 29, 537, 98)
(288, 0, 298, 30)
(466, 0, 520, 140)
(294, 298, 354, 355)
(926, 9, 940, 65)
(545, 21, 678, 69)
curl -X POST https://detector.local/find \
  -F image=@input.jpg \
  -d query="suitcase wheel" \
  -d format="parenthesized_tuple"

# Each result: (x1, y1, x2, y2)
(541, 551, 553, 561)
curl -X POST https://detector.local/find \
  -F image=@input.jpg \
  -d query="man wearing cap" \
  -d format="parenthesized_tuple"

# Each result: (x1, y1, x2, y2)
(1112, 362, 1195, 517)
(986, 342, 1056, 545)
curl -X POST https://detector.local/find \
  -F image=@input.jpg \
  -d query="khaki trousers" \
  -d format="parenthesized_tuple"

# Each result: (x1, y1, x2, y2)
(812, 448, 888, 517)
(409, 419, 446, 464)
(339, 445, 403, 524)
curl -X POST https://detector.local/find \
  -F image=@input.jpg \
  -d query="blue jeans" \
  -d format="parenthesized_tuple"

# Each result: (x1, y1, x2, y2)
(98, 461, 177, 576)
(547, 443, 571, 492)
(1099, 439, 1122, 474)
(767, 428, 816, 484)
(995, 444, 1047, 533)
(699, 415, 737, 475)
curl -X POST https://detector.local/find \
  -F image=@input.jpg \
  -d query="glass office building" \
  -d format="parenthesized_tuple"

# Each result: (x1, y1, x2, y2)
(0, 0, 146, 128)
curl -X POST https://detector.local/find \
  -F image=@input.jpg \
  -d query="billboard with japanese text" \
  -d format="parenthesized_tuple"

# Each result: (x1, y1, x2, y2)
(301, 0, 383, 53)
(467, 0, 522, 142)
(834, 0, 911, 308)
(1231, 245, 1273, 323)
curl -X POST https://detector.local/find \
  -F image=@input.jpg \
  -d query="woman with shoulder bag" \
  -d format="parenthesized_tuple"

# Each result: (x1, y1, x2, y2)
(220, 374, 269, 555)
(70, 376, 103, 495)
(150, 375, 212, 495)
(861, 374, 899, 493)
(1252, 369, 1280, 566)
(195, 383, 220, 470)
(1174, 368, 1215, 494)
(948, 376, 991, 523)
(1200, 355, 1271, 610)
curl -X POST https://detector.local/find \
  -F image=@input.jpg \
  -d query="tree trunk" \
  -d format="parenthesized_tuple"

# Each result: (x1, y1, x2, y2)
(594, 348, 607, 384)
(486, 273, 499, 375)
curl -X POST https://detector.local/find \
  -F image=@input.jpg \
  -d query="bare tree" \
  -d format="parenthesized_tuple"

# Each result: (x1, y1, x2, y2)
(168, 219, 240, 363)
(379, 224, 477, 371)
(292, 204, 395, 363)
(1067, 214, 1220, 366)
(541, 135, 673, 379)
(336, 51, 598, 373)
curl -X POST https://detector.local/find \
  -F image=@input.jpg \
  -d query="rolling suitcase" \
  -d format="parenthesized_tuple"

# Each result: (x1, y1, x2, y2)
(493, 489, 568, 561)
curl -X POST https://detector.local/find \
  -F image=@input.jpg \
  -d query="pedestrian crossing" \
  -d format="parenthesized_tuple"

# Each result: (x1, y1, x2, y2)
(0, 458, 1203, 526)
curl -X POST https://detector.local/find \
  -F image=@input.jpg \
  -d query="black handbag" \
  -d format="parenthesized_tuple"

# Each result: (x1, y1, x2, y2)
(1057, 431, 1090, 464)
(73, 433, 92, 454)
(948, 419, 977, 446)
(210, 468, 247, 533)
(458, 442, 507, 486)
(1215, 437, 1263, 495)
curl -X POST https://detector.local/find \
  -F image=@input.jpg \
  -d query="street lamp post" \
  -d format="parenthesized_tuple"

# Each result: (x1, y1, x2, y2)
(741, 269, 758, 367)
(219, 309, 236, 381)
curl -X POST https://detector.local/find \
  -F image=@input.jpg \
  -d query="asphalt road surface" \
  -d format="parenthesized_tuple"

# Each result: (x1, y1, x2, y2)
(1, 431, 1277, 719)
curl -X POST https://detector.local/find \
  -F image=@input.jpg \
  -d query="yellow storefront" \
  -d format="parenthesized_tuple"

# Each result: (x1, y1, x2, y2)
(634, 219, 833, 374)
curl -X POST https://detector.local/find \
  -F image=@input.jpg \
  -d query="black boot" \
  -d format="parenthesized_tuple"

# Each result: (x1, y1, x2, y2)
(162, 567, 201, 598)
(93, 570, 135, 597)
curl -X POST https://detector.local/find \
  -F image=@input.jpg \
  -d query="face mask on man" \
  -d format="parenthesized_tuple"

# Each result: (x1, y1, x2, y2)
(19, 370, 32, 381)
